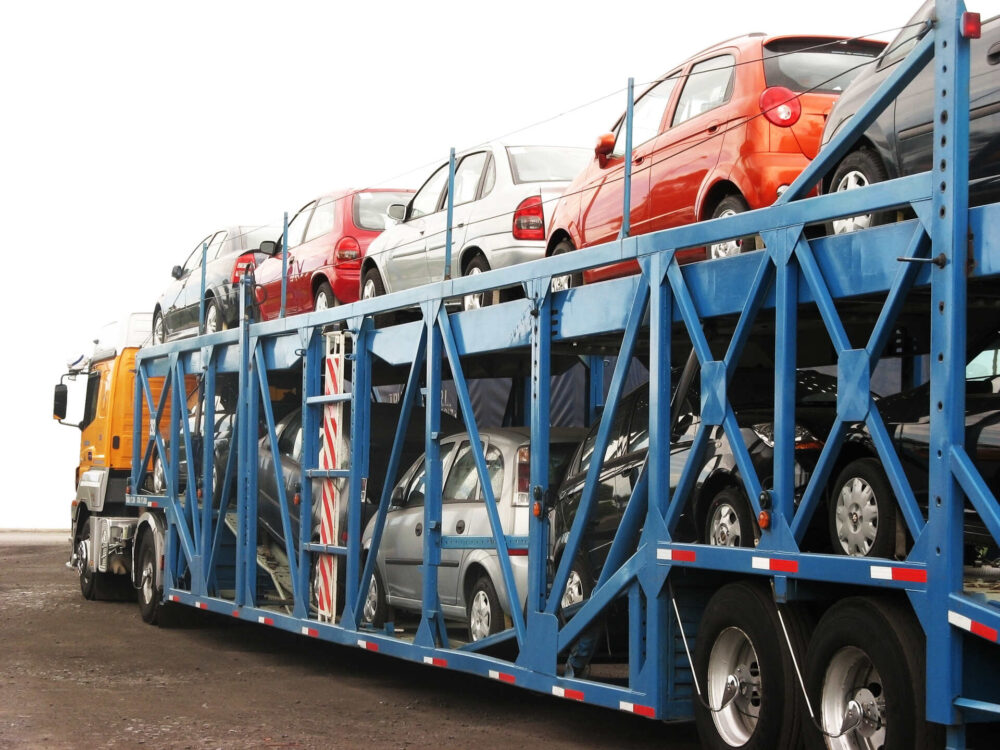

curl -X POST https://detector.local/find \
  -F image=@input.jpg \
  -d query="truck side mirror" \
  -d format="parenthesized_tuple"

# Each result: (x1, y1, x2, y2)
(387, 203, 407, 222)
(171, 265, 184, 280)
(53, 384, 68, 421)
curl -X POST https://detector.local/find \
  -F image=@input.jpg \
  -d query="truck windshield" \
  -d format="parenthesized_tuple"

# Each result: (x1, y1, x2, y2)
(763, 38, 886, 94)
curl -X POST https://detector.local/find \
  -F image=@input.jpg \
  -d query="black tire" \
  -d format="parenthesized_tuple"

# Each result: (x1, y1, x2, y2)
(559, 554, 593, 616)
(694, 581, 808, 750)
(137, 532, 164, 625)
(361, 267, 395, 327)
(703, 486, 759, 548)
(461, 254, 492, 311)
(361, 567, 388, 629)
(203, 296, 226, 335)
(803, 597, 940, 750)
(467, 575, 504, 642)
(828, 458, 897, 558)
(314, 280, 337, 311)
(151, 309, 166, 346)
(76, 520, 98, 600)
(826, 149, 890, 235)
(708, 194, 754, 259)
(549, 239, 581, 291)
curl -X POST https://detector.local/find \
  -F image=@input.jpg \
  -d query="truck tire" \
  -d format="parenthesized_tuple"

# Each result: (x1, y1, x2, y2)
(803, 596, 941, 750)
(694, 581, 808, 749)
(137, 532, 164, 625)
(76, 520, 112, 601)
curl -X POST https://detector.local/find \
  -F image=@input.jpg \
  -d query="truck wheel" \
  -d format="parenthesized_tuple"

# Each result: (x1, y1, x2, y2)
(467, 575, 504, 642)
(803, 597, 939, 750)
(137, 533, 164, 625)
(76, 525, 99, 600)
(694, 582, 808, 749)
(704, 486, 758, 548)
(828, 459, 897, 558)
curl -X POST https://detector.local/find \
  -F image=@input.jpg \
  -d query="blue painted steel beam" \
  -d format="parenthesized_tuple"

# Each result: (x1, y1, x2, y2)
(295, 328, 322, 619)
(620, 78, 634, 240)
(345, 316, 373, 624)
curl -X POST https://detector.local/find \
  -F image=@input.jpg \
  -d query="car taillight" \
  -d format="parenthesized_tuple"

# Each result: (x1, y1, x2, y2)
(514, 446, 530, 506)
(512, 196, 545, 241)
(335, 236, 361, 261)
(231, 252, 256, 284)
(759, 86, 801, 128)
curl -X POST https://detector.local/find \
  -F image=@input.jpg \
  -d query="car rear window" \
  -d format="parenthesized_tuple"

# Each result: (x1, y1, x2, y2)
(354, 191, 413, 231)
(763, 38, 885, 94)
(506, 146, 590, 184)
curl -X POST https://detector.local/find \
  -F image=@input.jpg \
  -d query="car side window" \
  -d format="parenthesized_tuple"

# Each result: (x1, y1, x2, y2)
(478, 444, 504, 502)
(183, 235, 213, 271)
(406, 464, 426, 508)
(443, 442, 479, 502)
(578, 398, 633, 475)
(627, 392, 649, 454)
(615, 74, 680, 153)
(208, 231, 228, 260)
(672, 55, 735, 127)
(277, 412, 301, 458)
(286, 201, 316, 249)
(410, 164, 450, 219)
(480, 155, 496, 197)
(445, 152, 488, 207)
(304, 199, 336, 242)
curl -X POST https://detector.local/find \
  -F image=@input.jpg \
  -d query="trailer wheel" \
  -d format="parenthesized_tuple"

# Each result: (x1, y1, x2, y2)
(362, 568, 388, 629)
(803, 597, 939, 750)
(137, 533, 164, 625)
(467, 575, 504, 642)
(828, 459, 897, 558)
(694, 582, 807, 749)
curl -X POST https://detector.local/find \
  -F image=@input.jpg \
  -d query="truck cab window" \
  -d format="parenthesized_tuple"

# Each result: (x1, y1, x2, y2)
(81, 371, 101, 429)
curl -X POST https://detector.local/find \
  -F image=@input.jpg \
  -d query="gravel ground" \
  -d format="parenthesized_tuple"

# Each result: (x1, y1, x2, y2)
(0, 533, 699, 749)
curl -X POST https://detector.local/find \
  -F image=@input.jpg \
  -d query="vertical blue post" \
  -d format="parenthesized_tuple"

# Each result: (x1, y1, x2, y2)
(294, 329, 321, 620)
(280, 211, 289, 318)
(619, 77, 634, 240)
(587, 355, 606, 426)
(647, 252, 671, 524)
(199, 242, 208, 335)
(444, 148, 456, 280)
(773, 233, 798, 541)
(235, 275, 252, 606)
(345, 318, 373, 622)
(199, 349, 216, 589)
(415, 302, 448, 647)
(926, 0, 969, 734)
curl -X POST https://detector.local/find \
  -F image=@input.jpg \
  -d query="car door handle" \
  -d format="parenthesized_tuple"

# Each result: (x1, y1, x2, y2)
(632, 155, 645, 165)
(707, 121, 720, 134)
(456, 520, 465, 534)
(415, 523, 422, 537)
(988, 42, 1000, 65)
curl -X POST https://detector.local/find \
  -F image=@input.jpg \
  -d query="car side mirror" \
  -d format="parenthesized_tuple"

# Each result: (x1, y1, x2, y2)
(53, 384, 68, 421)
(390, 485, 404, 506)
(258, 240, 277, 255)
(595, 132, 616, 159)
(387, 203, 407, 222)
(171, 265, 184, 279)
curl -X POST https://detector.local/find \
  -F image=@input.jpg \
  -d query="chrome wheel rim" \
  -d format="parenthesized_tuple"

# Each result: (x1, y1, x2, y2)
(709, 208, 743, 259)
(821, 646, 886, 750)
(551, 273, 572, 293)
(833, 171, 873, 234)
(708, 626, 761, 746)
(708, 502, 744, 547)
(362, 278, 378, 299)
(141, 555, 155, 605)
(561, 569, 585, 609)
(363, 575, 379, 624)
(76, 538, 89, 579)
(205, 303, 221, 333)
(152, 315, 163, 345)
(463, 266, 484, 310)
(835, 477, 878, 556)
(469, 589, 492, 641)
(152, 456, 165, 494)
(315, 289, 337, 311)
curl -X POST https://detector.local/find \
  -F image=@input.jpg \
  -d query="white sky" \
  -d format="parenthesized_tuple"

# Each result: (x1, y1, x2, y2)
(1, 0, 933, 528)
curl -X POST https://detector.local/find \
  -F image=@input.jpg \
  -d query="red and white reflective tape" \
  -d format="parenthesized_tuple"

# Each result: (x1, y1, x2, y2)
(552, 686, 584, 701)
(301, 626, 319, 638)
(870, 565, 927, 583)
(195, 601, 208, 610)
(257, 616, 274, 626)
(619, 701, 655, 718)
(488, 669, 516, 684)
(317, 342, 344, 622)
(656, 548, 696, 563)
(423, 656, 448, 667)
(948, 611, 999, 643)
(168, 594, 181, 603)
(357, 639, 379, 652)
(232, 610, 240, 618)
(148, 501, 159, 508)
(751, 556, 798, 574)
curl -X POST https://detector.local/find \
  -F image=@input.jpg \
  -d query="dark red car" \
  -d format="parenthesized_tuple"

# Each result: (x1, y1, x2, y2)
(545, 33, 886, 285)
(254, 188, 413, 318)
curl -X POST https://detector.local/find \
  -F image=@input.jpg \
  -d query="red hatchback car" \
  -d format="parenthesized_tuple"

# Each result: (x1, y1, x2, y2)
(545, 34, 886, 284)
(254, 188, 413, 319)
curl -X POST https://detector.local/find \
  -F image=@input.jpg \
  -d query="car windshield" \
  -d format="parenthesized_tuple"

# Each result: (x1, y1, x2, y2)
(967, 345, 1000, 379)
(354, 191, 413, 231)
(549, 443, 578, 485)
(763, 38, 885, 94)
(506, 146, 590, 184)
(241, 225, 281, 252)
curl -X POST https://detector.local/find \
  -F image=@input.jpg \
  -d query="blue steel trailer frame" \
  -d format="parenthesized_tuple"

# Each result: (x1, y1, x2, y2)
(126, 2, 1000, 745)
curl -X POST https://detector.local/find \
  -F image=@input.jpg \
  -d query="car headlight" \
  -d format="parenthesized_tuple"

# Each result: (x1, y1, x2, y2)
(752, 423, 821, 449)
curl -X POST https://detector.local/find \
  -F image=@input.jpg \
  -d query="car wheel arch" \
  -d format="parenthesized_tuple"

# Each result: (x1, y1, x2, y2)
(822, 136, 894, 193)
(699, 179, 745, 221)
(694, 470, 742, 533)
(460, 247, 487, 274)
(545, 229, 574, 257)
(311, 272, 336, 299)
(462, 560, 492, 606)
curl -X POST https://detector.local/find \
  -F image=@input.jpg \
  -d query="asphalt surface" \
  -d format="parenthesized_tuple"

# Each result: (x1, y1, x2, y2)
(0, 532, 699, 749)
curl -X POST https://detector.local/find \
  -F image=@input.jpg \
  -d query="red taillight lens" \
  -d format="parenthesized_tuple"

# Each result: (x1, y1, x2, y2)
(231, 252, 256, 284)
(335, 236, 361, 262)
(512, 196, 545, 241)
(962, 12, 981, 39)
(759, 86, 801, 128)
(514, 446, 530, 506)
